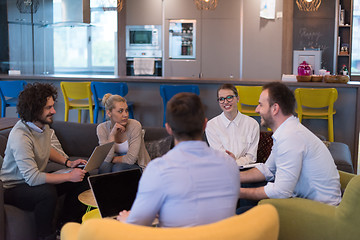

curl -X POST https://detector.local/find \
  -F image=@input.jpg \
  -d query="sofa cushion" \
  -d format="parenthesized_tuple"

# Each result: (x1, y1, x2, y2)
(257, 132, 273, 163)
(328, 142, 354, 173)
(143, 127, 171, 142)
(145, 135, 173, 160)
(51, 121, 98, 158)
(0, 134, 8, 158)
(4, 204, 36, 240)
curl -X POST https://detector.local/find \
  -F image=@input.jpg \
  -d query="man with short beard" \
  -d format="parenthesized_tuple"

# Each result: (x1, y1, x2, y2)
(0, 83, 89, 240)
(238, 82, 341, 212)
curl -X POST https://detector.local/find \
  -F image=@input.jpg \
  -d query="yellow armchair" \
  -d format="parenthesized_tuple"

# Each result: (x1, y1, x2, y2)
(61, 204, 279, 240)
(259, 171, 360, 240)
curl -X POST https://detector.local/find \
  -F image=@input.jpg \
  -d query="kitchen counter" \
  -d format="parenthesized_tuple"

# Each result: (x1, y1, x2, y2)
(1, 74, 360, 86)
(1, 74, 359, 172)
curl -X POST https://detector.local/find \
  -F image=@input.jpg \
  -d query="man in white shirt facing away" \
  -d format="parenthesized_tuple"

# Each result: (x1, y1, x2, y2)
(239, 82, 341, 212)
(206, 83, 260, 166)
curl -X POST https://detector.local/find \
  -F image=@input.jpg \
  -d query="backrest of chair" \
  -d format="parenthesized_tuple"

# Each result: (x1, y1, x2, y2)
(159, 85, 200, 125)
(61, 82, 93, 101)
(160, 85, 200, 103)
(236, 85, 262, 107)
(65, 204, 279, 240)
(0, 80, 27, 100)
(294, 88, 338, 109)
(91, 82, 128, 102)
(336, 174, 360, 232)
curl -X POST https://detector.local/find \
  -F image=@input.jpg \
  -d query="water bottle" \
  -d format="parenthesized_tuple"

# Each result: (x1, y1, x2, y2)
(342, 65, 348, 75)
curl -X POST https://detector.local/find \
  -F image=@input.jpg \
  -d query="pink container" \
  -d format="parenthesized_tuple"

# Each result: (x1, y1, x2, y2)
(298, 61, 312, 76)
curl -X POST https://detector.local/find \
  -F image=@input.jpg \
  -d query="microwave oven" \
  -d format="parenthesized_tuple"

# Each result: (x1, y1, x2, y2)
(126, 25, 161, 51)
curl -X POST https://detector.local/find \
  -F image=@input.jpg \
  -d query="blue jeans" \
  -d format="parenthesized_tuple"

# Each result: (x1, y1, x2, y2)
(98, 162, 142, 174)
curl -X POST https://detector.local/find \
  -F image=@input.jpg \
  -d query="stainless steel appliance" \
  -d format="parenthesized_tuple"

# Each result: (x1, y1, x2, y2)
(126, 25, 162, 58)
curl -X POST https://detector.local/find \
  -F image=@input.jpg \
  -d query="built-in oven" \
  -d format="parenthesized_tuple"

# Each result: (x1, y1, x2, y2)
(126, 25, 162, 76)
(126, 58, 162, 76)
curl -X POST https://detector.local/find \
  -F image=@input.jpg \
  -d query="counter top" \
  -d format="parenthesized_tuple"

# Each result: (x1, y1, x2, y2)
(1, 74, 360, 87)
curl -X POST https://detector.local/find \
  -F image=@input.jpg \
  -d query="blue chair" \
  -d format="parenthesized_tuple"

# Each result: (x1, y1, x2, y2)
(91, 82, 134, 123)
(0, 80, 27, 117)
(160, 84, 200, 126)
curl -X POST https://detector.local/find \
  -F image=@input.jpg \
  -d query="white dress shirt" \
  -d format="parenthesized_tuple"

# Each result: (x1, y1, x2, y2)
(205, 112, 260, 166)
(256, 116, 341, 205)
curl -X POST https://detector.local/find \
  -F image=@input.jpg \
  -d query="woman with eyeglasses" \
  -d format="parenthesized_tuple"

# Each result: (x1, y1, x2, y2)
(205, 84, 260, 167)
(96, 93, 150, 173)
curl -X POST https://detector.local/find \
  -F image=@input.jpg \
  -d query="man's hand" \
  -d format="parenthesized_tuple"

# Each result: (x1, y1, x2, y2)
(225, 150, 236, 159)
(68, 159, 87, 168)
(117, 210, 130, 222)
(68, 168, 86, 182)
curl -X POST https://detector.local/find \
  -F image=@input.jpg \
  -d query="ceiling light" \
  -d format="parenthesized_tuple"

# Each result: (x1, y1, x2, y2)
(296, 0, 321, 11)
(194, 0, 218, 11)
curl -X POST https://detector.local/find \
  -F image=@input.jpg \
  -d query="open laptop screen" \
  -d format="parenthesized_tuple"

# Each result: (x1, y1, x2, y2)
(88, 169, 142, 218)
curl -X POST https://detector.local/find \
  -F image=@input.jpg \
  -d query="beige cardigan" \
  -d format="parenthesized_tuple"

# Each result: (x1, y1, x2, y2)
(96, 119, 150, 169)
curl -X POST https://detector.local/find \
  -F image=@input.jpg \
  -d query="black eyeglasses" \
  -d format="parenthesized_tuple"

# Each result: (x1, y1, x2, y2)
(217, 95, 235, 103)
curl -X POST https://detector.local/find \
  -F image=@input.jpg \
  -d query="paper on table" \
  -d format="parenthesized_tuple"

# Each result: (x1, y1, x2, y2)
(239, 163, 261, 170)
(282, 74, 297, 82)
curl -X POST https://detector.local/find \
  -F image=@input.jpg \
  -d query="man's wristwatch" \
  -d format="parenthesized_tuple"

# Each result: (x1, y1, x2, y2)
(64, 158, 70, 167)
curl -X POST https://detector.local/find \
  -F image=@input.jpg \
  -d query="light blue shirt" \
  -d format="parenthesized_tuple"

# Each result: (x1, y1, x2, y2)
(256, 116, 341, 205)
(126, 140, 240, 227)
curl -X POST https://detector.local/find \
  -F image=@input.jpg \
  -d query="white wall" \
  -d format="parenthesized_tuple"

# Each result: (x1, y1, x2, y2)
(241, 0, 283, 80)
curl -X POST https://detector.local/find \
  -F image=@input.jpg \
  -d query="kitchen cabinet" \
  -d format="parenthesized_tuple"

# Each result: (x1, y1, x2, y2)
(126, 0, 162, 25)
(164, 0, 240, 78)
(335, 0, 353, 75)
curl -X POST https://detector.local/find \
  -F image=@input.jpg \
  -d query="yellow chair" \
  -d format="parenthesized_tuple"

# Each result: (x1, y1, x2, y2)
(294, 88, 338, 142)
(61, 82, 94, 124)
(259, 171, 360, 240)
(235, 86, 262, 116)
(82, 209, 101, 222)
(61, 204, 279, 240)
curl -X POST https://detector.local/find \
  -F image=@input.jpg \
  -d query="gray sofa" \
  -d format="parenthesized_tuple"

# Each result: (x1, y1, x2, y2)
(0, 121, 354, 240)
(0, 121, 173, 240)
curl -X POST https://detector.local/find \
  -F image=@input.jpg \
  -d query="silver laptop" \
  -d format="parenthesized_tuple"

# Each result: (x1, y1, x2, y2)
(54, 141, 114, 174)
(81, 141, 114, 172)
(88, 169, 142, 219)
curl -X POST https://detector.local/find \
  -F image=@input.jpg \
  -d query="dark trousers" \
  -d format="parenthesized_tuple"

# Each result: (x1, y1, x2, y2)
(236, 181, 267, 214)
(4, 175, 89, 238)
(98, 162, 141, 174)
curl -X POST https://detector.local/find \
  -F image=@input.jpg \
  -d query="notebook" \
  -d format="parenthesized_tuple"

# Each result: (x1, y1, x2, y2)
(88, 169, 142, 219)
(239, 163, 261, 170)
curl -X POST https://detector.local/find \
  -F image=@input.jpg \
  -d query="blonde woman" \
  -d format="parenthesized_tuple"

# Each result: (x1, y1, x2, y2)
(96, 94, 150, 173)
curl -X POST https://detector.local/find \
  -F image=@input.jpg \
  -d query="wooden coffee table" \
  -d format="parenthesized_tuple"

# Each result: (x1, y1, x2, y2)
(78, 189, 97, 212)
